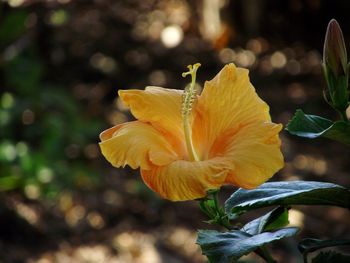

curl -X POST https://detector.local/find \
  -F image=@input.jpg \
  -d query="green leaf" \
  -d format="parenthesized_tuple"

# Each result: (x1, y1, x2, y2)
(242, 206, 289, 235)
(286, 109, 350, 145)
(299, 238, 350, 254)
(4, 52, 43, 94)
(0, 10, 28, 43)
(0, 175, 21, 191)
(311, 251, 350, 263)
(225, 181, 350, 219)
(197, 228, 298, 262)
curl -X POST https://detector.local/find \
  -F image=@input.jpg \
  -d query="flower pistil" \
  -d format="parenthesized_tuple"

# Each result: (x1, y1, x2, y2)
(182, 63, 201, 161)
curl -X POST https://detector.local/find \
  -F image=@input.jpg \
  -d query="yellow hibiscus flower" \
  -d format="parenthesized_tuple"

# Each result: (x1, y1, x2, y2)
(99, 63, 284, 201)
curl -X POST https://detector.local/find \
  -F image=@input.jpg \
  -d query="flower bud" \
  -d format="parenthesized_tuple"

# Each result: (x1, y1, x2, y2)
(323, 19, 347, 75)
(323, 19, 349, 113)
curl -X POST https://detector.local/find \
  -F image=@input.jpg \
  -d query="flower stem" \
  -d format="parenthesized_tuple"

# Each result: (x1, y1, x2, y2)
(338, 109, 348, 122)
(198, 190, 232, 230)
(199, 190, 278, 263)
(258, 246, 278, 263)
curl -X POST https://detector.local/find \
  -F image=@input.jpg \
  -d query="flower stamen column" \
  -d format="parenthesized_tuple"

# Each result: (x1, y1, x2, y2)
(182, 63, 201, 162)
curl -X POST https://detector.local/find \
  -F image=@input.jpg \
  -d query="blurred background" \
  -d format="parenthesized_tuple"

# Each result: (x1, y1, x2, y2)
(1, 0, 350, 262)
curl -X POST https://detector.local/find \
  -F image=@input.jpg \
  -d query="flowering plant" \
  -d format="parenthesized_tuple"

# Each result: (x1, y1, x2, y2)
(100, 19, 350, 262)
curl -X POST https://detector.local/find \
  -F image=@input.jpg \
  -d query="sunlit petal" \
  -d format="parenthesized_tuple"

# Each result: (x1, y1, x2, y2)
(141, 158, 233, 201)
(193, 63, 270, 158)
(218, 122, 284, 188)
(118, 87, 186, 156)
(99, 121, 178, 170)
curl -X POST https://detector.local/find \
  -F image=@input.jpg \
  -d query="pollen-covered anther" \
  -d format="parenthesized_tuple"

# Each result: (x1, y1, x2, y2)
(181, 63, 201, 117)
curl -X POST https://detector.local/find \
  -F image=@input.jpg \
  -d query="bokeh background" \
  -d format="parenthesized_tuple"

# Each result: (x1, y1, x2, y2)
(1, 0, 350, 262)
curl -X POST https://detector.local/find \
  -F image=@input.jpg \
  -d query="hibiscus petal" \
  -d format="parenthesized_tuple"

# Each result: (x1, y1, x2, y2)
(99, 121, 178, 170)
(193, 63, 271, 158)
(141, 158, 233, 201)
(217, 122, 284, 189)
(118, 87, 186, 156)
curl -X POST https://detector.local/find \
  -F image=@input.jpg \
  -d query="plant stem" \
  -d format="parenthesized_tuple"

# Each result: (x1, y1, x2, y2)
(211, 191, 232, 230)
(338, 110, 348, 122)
(259, 245, 277, 263)
(303, 253, 308, 263)
(199, 190, 232, 230)
(199, 191, 277, 262)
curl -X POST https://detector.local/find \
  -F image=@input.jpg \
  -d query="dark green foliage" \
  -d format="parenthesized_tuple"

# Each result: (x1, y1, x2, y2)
(286, 110, 350, 145)
(0, 9, 104, 198)
(311, 251, 350, 263)
(299, 238, 350, 254)
(197, 228, 298, 263)
(225, 181, 350, 219)
(0, 10, 27, 43)
(241, 206, 289, 235)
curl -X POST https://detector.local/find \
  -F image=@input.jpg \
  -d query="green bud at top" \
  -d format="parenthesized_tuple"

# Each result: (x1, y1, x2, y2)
(322, 19, 349, 118)
(323, 19, 347, 76)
